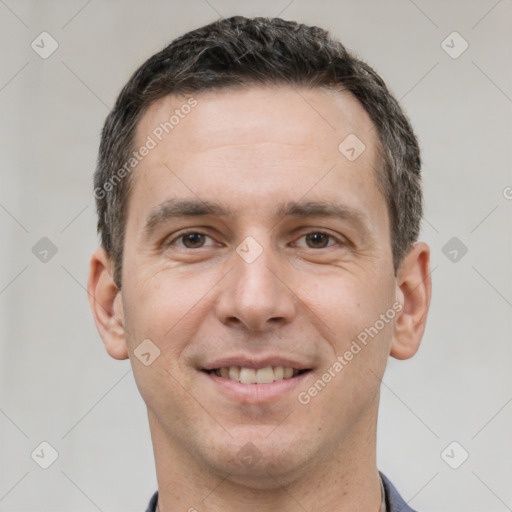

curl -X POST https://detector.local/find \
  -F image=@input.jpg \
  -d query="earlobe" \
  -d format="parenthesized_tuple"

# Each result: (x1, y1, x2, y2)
(390, 242, 432, 360)
(87, 248, 129, 360)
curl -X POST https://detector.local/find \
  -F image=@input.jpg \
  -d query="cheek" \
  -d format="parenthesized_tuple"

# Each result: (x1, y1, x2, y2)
(298, 274, 395, 421)
(121, 272, 211, 420)
(297, 271, 394, 351)
(122, 268, 222, 362)
(125, 270, 187, 330)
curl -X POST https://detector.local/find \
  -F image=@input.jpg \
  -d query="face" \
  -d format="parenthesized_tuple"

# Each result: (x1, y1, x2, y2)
(93, 85, 425, 487)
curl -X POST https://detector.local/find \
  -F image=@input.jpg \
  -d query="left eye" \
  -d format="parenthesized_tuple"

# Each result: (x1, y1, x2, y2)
(294, 232, 338, 249)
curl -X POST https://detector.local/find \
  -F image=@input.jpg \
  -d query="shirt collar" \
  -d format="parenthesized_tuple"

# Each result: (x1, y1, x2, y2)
(150, 476, 388, 512)
(379, 474, 387, 512)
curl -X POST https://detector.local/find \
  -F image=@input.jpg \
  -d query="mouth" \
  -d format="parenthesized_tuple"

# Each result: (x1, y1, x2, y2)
(200, 357, 313, 402)
(204, 366, 310, 384)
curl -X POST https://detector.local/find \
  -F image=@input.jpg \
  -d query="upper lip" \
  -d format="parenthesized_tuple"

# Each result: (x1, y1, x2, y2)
(202, 356, 311, 371)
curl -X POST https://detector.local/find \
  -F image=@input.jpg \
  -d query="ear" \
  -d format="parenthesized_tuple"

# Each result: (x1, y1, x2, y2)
(87, 247, 128, 360)
(390, 242, 432, 360)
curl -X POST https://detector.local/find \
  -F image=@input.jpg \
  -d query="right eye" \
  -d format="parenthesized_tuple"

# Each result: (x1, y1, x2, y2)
(165, 231, 217, 249)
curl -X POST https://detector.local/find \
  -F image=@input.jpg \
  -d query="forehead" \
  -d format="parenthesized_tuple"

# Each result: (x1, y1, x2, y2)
(128, 85, 385, 230)
(135, 85, 378, 157)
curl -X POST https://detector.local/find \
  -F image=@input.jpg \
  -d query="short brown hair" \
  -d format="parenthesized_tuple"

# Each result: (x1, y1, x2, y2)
(94, 16, 422, 289)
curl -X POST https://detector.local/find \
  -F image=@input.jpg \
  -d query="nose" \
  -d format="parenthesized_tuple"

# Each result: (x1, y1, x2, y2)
(214, 240, 297, 332)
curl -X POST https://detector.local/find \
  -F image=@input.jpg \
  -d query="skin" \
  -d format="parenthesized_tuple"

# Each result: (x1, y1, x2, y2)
(88, 85, 431, 512)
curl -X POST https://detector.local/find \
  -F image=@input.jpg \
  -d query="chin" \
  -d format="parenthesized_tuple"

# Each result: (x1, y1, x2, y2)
(204, 429, 314, 487)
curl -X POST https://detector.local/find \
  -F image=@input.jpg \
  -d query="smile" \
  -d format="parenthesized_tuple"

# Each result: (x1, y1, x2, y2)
(206, 366, 308, 384)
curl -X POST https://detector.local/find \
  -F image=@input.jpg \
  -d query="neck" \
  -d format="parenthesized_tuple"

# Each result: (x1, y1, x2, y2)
(148, 407, 382, 512)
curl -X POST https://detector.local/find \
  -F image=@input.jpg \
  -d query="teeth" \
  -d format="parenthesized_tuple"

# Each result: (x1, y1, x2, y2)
(273, 366, 284, 380)
(284, 367, 294, 379)
(228, 366, 240, 381)
(256, 367, 274, 384)
(212, 365, 301, 384)
(239, 368, 257, 384)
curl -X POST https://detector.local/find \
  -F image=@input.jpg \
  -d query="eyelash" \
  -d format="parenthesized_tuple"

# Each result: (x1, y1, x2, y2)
(165, 229, 345, 250)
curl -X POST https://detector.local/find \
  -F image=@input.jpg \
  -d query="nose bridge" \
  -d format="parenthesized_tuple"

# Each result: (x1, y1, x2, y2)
(216, 235, 296, 331)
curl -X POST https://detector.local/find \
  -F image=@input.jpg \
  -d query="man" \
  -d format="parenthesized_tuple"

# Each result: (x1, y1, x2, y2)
(88, 16, 431, 512)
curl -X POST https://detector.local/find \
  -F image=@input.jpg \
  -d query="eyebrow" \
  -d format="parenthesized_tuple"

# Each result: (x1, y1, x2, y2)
(143, 199, 234, 237)
(142, 198, 373, 242)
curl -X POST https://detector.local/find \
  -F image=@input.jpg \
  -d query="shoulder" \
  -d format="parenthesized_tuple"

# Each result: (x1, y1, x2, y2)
(380, 472, 419, 512)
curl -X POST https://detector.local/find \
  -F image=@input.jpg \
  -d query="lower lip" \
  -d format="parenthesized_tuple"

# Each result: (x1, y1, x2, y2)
(202, 371, 311, 402)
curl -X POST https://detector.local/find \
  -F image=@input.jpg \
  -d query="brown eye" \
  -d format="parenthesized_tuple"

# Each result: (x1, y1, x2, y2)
(293, 231, 340, 249)
(163, 230, 219, 253)
(166, 232, 214, 249)
(304, 233, 331, 248)
(180, 233, 207, 248)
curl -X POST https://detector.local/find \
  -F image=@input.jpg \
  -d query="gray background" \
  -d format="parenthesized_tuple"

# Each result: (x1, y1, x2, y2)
(1, 0, 511, 510)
